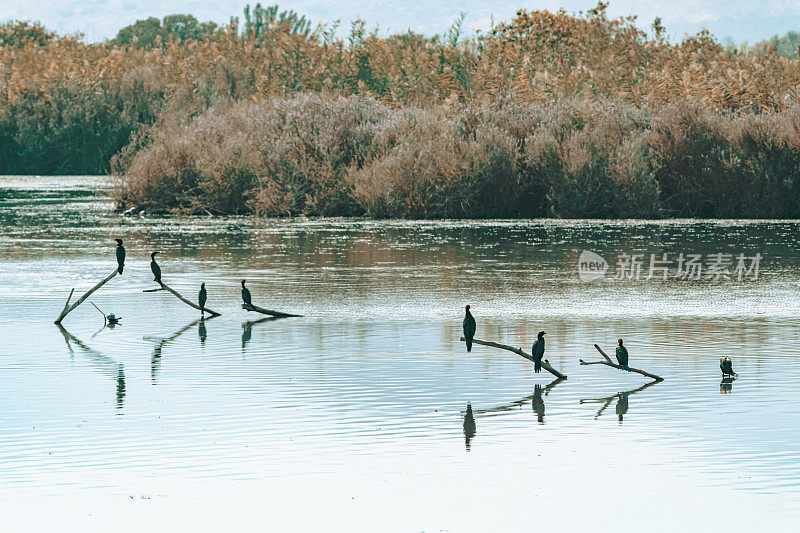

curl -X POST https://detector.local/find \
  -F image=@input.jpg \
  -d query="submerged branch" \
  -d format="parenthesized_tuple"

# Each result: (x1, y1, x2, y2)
(54, 270, 118, 324)
(459, 336, 567, 380)
(579, 344, 664, 382)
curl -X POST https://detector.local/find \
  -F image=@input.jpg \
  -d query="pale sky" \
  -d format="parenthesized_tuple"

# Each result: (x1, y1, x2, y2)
(1, 1, 798, 44)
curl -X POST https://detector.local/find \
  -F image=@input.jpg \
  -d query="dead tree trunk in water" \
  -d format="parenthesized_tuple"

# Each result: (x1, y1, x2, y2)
(54, 269, 119, 324)
(579, 344, 664, 382)
(459, 336, 567, 380)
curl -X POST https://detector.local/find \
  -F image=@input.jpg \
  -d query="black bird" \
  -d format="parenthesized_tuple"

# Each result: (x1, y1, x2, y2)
(531, 331, 546, 373)
(150, 251, 162, 285)
(463, 403, 476, 451)
(199, 283, 207, 315)
(616, 338, 629, 371)
(532, 384, 545, 423)
(114, 239, 125, 274)
(241, 279, 252, 307)
(463, 305, 476, 352)
(720, 356, 736, 378)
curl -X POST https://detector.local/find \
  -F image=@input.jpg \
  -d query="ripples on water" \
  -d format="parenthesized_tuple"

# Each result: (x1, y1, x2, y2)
(1, 176, 799, 530)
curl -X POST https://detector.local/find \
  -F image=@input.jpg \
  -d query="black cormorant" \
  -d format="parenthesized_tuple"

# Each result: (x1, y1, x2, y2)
(150, 251, 162, 284)
(616, 339, 629, 370)
(115, 239, 125, 274)
(241, 279, 252, 306)
(199, 283, 207, 315)
(463, 305, 476, 352)
(531, 331, 546, 373)
(720, 356, 736, 378)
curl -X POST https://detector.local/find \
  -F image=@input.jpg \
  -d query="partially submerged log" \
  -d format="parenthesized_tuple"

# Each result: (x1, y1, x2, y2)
(144, 282, 221, 317)
(54, 269, 119, 324)
(579, 344, 664, 382)
(242, 302, 302, 318)
(459, 336, 567, 380)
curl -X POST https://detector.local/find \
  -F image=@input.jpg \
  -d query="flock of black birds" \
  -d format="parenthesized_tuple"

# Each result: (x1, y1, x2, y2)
(462, 304, 738, 379)
(112, 239, 258, 314)
(118, 238, 740, 381)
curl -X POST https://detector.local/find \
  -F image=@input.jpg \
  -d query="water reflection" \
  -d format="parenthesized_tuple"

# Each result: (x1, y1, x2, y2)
(721, 376, 736, 394)
(473, 378, 565, 421)
(580, 380, 661, 422)
(198, 319, 207, 345)
(55, 324, 126, 411)
(463, 404, 476, 451)
(241, 317, 280, 352)
(146, 317, 215, 383)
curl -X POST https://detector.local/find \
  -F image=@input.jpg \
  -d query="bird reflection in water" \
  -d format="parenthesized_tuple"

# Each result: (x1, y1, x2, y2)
(116, 365, 126, 410)
(56, 324, 126, 411)
(145, 317, 215, 383)
(463, 404, 476, 451)
(720, 377, 735, 394)
(462, 377, 564, 450)
(532, 384, 546, 423)
(580, 379, 660, 423)
(198, 319, 207, 345)
(241, 317, 279, 352)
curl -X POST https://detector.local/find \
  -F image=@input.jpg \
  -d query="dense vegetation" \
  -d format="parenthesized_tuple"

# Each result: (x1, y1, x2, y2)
(3, 3, 800, 218)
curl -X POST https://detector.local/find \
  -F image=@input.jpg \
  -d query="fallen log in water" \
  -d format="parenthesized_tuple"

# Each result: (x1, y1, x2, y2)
(459, 336, 567, 380)
(54, 269, 119, 324)
(579, 344, 664, 382)
(144, 282, 221, 317)
(242, 302, 302, 318)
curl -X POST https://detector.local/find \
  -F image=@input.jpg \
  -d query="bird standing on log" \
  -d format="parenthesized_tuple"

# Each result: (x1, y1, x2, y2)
(720, 357, 736, 378)
(531, 331, 546, 373)
(199, 283, 207, 316)
(616, 339, 629, 370)
(115, 239, 125, 274)
(463, 305, 476, 352)
(150, 251, 162, 285)
(241, 279, 252, 307)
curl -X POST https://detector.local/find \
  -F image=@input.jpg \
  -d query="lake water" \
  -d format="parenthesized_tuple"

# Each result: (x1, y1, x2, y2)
(1, 176, 799, 531)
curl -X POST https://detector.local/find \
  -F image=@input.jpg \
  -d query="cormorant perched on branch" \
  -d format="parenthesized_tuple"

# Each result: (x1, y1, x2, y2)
(720, 356, 736, 378)
(241, 279, 252, 306)
(531, 331, 546, 373)
(150, 251, 162, 284)
(115, 239, 125, 274)
(199, 283, 207, 315)
(616, 339, 629, 370)
(463, 305, 476, 352)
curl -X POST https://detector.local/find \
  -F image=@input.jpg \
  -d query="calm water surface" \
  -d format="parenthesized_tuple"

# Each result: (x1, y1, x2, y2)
(1, 176, 800, 530)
